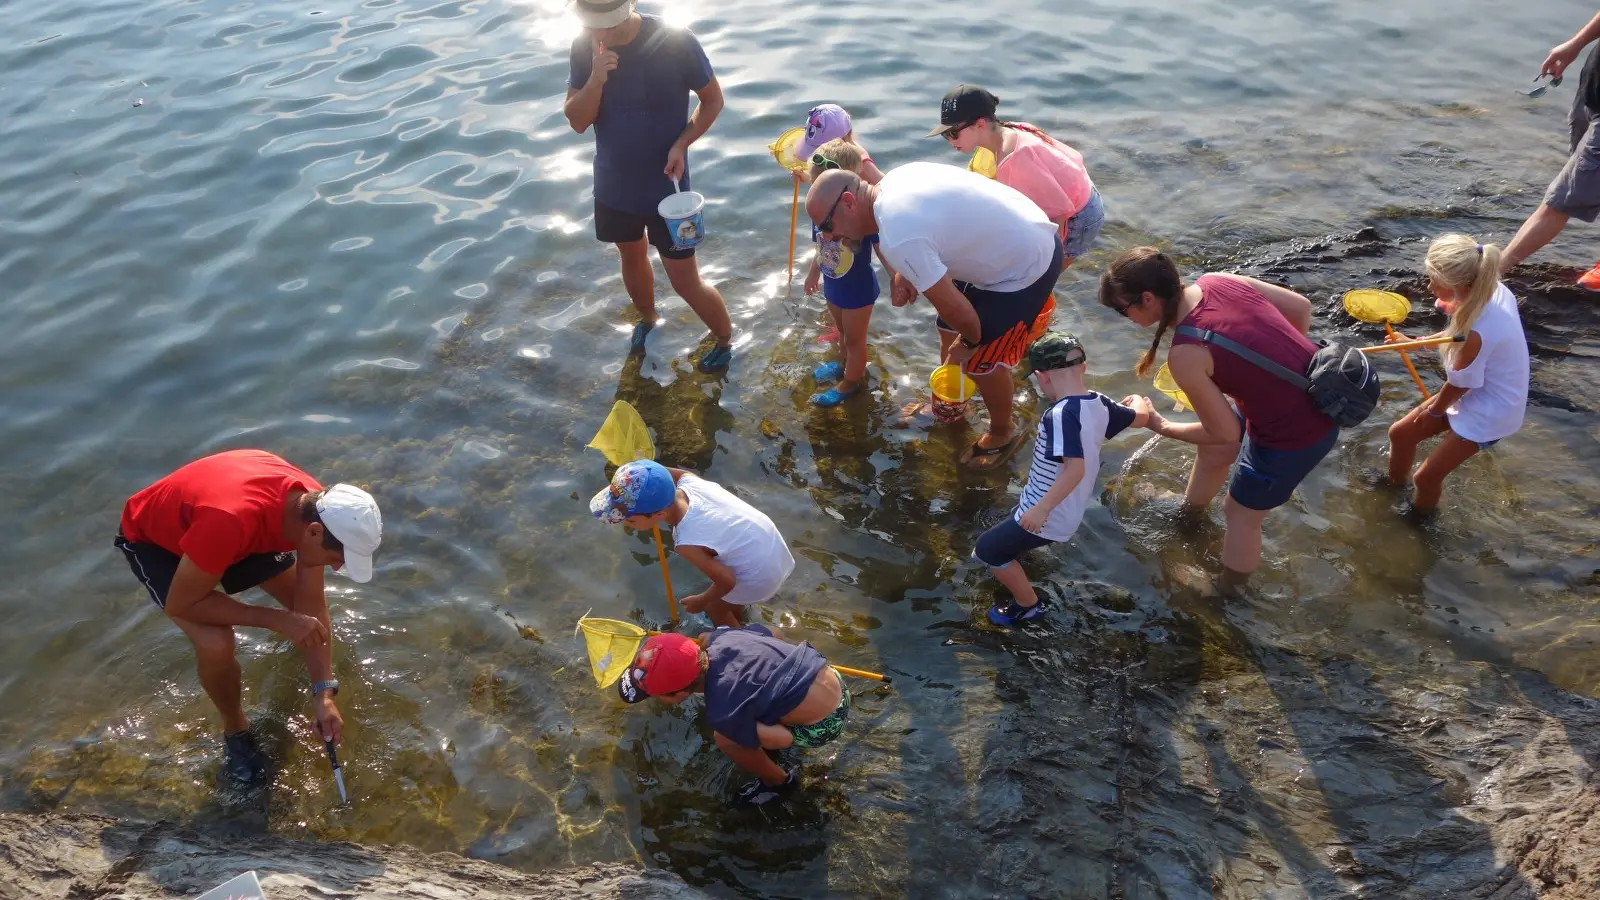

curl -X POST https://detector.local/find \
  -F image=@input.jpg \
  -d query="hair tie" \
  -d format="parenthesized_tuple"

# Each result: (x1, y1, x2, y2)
(1476, 244, 1483, 256)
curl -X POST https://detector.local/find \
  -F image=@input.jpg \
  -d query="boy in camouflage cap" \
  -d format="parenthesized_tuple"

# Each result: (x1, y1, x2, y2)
(974, 332, 1151, 626)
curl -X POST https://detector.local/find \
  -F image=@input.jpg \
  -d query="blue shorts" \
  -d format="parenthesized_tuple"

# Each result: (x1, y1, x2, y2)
(1229, 424, 1339, 511)
(1063, 189, 1105, 260)
(972, 517, 1055, 568)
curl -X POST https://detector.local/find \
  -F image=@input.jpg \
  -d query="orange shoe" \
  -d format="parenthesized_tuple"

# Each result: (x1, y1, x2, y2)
(1577, 261, 1600, 290)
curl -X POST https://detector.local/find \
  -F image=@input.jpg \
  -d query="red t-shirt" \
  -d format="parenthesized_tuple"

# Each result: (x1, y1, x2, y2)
(120, 450, 322, 576)
(1170, 274, 1333, 450)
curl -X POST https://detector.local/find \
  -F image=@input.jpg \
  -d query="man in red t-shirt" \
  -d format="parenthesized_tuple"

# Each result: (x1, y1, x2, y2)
(116, 449, 383, 785)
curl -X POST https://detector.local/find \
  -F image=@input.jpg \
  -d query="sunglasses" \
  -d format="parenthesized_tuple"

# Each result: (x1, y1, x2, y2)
(817, 187, 847, 233)
(1521, 73, 1563, 99)
(942, 122, 971, 143)
(811, 152, 842, 171)
(1113, 298, 1139, 318)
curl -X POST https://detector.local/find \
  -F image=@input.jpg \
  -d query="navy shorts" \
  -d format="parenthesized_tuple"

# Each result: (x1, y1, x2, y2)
(972, 517, 1055, 568)
(594, 200, 695, 260)
(937, 238, 1064, 376)
(115, 532, 295, 610)
(1228, 424, 1339, 511)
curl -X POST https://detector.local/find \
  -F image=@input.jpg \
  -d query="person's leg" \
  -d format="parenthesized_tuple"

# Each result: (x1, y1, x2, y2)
(1220, 497, 1271, 575)
(755, 722, 795, 750)
(970, 367, 1017, 448)
(1387, 403, 1448, 485)
(714, 731, 789, 784)
(1410, 431, 1481, 511)
(836, 303, 873, 393)
(616, 238, 658, 323)
(973, 519, 1051, 623)
(704, 597, 744, 629)
(661, 253, 732, 343)
(990, 560, 1038, 607)
(170, 611, 248, 734)
(1186, 441, 1240, 509)
(1501, 204, 1572, 275)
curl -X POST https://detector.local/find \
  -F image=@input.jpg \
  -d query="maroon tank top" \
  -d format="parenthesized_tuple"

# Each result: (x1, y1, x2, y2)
(1170, 274, 1333, 450)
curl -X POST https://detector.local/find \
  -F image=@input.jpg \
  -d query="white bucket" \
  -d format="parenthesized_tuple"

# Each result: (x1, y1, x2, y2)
(658, 188, 705, 250)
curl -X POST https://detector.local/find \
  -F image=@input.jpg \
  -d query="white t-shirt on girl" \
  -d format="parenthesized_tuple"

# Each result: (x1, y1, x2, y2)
(1445, 282, 1529, 444)
(672, 474, 795, 606)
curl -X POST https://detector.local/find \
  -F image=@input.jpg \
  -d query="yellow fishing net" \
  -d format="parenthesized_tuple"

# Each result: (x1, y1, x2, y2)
(577, 617, 650, 688)
(586, 401, 655, 468)
(1343, 289, 1411, 325)
(1154, 363, 1191, 412)
(968, 147, 997, 178)
(769, 127, 808, 173)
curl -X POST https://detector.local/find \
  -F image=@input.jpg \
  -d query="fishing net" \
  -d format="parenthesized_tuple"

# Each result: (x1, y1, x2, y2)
(586, 401, 655, 468)
(577, 616, 650, 689)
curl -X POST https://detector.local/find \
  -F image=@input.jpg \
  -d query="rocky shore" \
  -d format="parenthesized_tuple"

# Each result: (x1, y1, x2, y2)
(0, 811, 710, 900)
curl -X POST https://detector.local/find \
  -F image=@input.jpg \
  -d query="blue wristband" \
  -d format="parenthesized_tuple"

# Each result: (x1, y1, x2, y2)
(313, 680, 339, 697)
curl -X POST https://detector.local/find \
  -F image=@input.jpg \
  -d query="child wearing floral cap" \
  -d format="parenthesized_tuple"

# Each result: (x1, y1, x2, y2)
(590, 460, 795, 627)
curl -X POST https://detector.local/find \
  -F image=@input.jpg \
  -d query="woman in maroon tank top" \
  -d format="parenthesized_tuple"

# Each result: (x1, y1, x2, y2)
(1098, 247, 1338, 585)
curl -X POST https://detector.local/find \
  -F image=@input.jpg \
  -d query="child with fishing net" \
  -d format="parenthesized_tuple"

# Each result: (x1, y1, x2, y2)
(614, 623, 850, 806)
(792, 104, 889, 407)
(1384, 235, 1530, 514)
(590, 460, 795, 627)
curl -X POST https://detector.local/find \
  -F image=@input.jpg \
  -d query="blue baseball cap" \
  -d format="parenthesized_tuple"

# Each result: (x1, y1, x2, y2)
(590, 460, 676, 524)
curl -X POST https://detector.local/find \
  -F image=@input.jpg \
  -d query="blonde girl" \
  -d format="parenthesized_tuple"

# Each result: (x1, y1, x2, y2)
(800, 136, 890, 406)
(1385, 235, 1530, 512)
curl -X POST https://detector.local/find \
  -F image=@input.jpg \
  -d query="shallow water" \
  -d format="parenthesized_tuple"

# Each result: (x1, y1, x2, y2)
(3, 0, 1600, 896)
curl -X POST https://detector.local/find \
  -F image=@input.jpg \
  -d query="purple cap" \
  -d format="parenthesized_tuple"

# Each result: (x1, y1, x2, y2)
(795, 104, 853, 161)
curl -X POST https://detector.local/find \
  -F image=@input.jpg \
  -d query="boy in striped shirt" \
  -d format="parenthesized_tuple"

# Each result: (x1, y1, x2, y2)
(975, 332, 1151, 626)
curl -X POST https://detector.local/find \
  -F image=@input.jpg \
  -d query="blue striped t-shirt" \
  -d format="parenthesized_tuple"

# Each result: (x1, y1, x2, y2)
(1015, 392, 1136, 542)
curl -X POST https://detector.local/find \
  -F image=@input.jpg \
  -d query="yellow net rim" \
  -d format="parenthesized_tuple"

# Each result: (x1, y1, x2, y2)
(577, 617, 649, 639)
(769, 127, 807, 173)
(1342, 289, 1411, 325)
(1153, 363, 1191, 411)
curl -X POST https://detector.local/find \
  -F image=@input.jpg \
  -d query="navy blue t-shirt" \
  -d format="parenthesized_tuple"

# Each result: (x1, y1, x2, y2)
(702, 624, 827, 749)
(568, 15, 714, 215)
(813, 228, 880, 308)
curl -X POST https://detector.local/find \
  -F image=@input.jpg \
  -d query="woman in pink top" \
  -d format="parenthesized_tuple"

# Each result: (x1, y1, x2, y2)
(929, 85, 1104, 266)
(1099, 247, 1338, 586)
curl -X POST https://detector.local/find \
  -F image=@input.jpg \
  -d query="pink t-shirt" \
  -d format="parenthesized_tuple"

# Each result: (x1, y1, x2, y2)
(995, 124, 1094, 224)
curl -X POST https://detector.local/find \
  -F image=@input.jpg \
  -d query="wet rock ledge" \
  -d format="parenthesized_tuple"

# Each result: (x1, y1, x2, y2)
(0, 812, 710, 900)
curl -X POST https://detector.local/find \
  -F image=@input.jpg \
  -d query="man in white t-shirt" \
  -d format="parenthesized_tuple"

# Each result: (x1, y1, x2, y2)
(807, 164, 1063, 469)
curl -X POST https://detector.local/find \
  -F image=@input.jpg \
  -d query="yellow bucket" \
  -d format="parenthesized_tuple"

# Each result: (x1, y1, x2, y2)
(929, 363, 977, 422)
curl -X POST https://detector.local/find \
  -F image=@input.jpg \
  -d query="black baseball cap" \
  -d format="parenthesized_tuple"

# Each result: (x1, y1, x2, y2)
(926, 85, 1000, 137)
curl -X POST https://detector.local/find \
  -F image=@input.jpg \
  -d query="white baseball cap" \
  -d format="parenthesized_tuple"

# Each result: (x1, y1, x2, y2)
(573, 0, 634, 29)
(316, 484, 382, 583)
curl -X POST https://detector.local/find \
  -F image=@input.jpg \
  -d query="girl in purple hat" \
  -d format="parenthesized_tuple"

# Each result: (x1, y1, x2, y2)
(794, 106, 887, 406)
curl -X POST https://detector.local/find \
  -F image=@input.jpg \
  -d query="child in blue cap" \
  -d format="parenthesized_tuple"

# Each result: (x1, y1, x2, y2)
(591, 461, 795, 627)
(975, 332, 1151, 626)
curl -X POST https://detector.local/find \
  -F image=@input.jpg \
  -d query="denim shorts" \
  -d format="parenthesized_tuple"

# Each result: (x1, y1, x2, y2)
(1063, 189, 1105, 259)
(972, 517, 1056, 568)
(1229, 424, 1339, 511)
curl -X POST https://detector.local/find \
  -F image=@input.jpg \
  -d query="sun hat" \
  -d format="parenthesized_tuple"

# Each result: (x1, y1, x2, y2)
(1027, 331, 1088, 372)
(589, 459, 676, 525)
(573, 0, 635, 29)
(617, 633, 701, 703)
(316, 484, 382, 583)
(795, 104, 854, 160)
(926, 84, 1000, 137)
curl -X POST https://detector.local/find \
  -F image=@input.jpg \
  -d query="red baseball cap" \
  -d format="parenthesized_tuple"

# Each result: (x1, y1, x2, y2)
(617, 633, 700, 703)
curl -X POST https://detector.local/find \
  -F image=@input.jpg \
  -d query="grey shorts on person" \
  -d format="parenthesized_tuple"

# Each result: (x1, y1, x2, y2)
(1544, 61, 1600, 223)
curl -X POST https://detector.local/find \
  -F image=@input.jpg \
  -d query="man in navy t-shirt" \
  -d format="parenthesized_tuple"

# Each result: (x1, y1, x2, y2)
(616, 624, 852, 806)
(564, 0, 734, 373)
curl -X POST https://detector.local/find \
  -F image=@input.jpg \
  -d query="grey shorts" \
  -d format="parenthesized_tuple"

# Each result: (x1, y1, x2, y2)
(1544, 70, 1600, 223)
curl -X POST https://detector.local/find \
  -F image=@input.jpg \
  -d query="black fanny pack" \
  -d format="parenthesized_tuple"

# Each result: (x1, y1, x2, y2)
(1175, 326, 1379, 428)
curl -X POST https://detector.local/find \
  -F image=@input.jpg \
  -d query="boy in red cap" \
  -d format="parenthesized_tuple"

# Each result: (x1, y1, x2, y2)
(617, 624, 848, 806)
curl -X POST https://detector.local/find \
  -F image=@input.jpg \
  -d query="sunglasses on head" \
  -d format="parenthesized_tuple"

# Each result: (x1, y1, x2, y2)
(811, 152, 841, 171)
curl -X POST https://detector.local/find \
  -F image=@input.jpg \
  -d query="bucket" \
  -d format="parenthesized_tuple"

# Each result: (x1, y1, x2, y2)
(658, 185, 705, 251)
(929, 363, 977, 423)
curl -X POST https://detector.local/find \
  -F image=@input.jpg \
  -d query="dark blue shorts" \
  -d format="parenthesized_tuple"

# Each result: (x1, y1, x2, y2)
(972, 517, 1055, 568)
(115, 532, 295, 610)
(1229, 424, 1339, 511)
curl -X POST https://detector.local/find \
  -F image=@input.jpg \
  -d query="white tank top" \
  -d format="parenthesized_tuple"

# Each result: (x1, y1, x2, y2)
(673, 475, 795, 606)
(1445, 283, 1529, 444)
